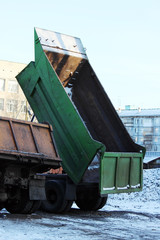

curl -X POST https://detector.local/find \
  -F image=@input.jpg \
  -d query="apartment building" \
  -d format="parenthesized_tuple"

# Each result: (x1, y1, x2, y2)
(118, 107, 160, 157)
(0, 60, 30, 120)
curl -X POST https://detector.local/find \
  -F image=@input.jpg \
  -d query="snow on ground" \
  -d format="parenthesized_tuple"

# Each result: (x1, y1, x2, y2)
(0, 168, 159, 240)
(104, 168, 160, 214)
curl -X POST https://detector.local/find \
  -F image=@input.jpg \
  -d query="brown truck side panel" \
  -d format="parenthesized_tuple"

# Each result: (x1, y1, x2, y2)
(0, 117, 61, 168)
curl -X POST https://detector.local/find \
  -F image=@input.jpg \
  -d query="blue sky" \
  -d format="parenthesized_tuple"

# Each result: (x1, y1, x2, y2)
(1, 0, 160, 109)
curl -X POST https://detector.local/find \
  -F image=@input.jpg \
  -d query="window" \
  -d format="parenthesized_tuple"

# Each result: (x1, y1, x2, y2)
(155, 128, 159, 133)
(6, 99, 18, 112)
(140, 137, 143, 142)
(154, 117, 160, 125)
(8, 80, 18, 93)
(154, 145, 157, 151)
(143, 127, 153, 136)
(143, 118, 152, 127)
(0, 78, 5, 91)
(0, 98, 4, 110)
(154, 137, 158, 142)
(135, 128, 138, 133)
(134, 118, 139, 125)
(21, 101, 27, 113)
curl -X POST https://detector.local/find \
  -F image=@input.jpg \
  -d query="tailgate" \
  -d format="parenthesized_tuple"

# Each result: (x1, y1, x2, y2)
(100, 152, 143, 196)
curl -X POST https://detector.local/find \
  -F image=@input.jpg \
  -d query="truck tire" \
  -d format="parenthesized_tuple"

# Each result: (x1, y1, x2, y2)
(5, 190, 33, 214)
(76, 197, 101, 211)
(28, 201, 41, 214)
(76, 195, 107, 211)
(97, 196, 108, 210)
(40, 180, 68, 213)
(0, 203, 4, 211)
(63, 200, 73, 212)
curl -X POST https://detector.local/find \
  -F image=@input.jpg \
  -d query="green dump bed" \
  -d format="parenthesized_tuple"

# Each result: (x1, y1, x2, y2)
(16, 28, 145, 193)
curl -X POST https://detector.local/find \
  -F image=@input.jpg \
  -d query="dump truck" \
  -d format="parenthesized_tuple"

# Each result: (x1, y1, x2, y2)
(16, 27, 145, 213)
(0, 117, 61, 213)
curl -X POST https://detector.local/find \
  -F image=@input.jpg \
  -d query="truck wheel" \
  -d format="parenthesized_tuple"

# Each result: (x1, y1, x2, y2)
(0, 203, 4, 211)
(97, 196, 108, 210)
(40, 180, 67, 213)
(5, 190, 33, 214)
(28, 201, 41, 214)
(76, 195, 107, 211)
(63, 200, 73, 212)
(76, 197, 101, 211)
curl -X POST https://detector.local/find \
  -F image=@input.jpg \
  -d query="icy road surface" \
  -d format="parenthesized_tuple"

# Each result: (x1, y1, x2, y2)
(0, 169, 159, 240)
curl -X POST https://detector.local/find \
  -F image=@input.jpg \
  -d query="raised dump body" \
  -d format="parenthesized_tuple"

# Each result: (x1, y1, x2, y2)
(16, 28, 145, 196)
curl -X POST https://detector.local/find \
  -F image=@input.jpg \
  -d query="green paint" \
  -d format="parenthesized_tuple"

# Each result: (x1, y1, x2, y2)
(16, 30, 105, 184)
(16, 28, 144, 194)
(100, 152, 143, 195)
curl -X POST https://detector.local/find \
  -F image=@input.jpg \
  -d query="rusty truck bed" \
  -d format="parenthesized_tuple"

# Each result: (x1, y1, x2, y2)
(0, 117, 61, 170)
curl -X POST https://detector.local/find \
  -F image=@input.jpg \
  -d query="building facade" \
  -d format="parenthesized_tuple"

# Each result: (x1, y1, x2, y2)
(118, 108, 160, 157)
(0, 60, 31, 120)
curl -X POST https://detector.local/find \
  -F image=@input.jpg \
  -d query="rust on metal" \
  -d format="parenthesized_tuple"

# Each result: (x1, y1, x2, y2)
(0, 117, 61, 168)
(45, 51, 85, 87)
(29, 124, 40, 153)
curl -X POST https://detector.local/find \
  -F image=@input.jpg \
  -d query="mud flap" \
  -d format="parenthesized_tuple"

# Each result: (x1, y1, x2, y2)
(29, 175, 46, 200)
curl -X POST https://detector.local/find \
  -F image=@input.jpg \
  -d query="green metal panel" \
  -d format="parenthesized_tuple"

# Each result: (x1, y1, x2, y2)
(100, 152, 143, 195)
(33, 28, 145, 157)
(16, 59, 105, 185)
(16, 27, 145, 191)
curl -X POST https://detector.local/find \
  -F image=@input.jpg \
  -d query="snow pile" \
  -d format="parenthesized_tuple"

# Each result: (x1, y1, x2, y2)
(106, 168, 160, 214)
